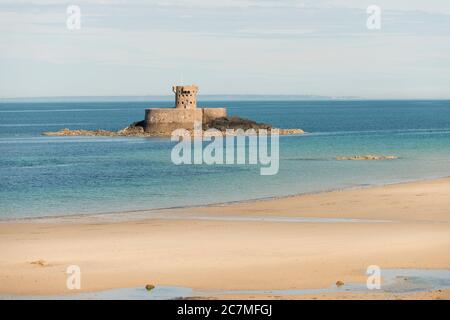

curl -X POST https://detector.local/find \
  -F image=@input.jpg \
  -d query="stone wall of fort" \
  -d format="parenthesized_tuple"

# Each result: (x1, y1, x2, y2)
(144, 107, 227, 134)
(202, 108, 227, 123)
(144, 108, 202, 134)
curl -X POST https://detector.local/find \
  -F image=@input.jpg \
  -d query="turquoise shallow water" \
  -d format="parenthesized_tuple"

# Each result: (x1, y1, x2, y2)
(1, 100, 450, 219)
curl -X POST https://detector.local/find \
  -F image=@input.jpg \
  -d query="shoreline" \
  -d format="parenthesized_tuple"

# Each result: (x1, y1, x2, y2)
(2, 174, 449, 224)
(0, 177, 449, 299)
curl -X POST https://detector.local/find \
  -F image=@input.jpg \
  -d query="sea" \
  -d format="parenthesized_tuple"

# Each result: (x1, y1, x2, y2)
(1, 100, 450, 219)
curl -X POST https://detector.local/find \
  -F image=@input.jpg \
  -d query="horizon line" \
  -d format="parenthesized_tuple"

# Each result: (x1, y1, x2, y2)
(2, 94, 450, 102)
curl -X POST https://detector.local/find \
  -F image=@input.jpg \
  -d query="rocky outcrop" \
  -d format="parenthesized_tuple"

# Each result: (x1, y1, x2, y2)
(42, 128, 118, 137)
(204, 116, 272, 131)
(277, 128, 305, 135)
(336, 155, 398, 161)
(117, 120, 146, 136)
(43, 121, 148, 137)
(42, 116, 305, 137)
(204, 116, 304, 135)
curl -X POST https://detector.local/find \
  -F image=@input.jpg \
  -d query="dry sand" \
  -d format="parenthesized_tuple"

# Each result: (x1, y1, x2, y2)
(0, 178, 449, 299)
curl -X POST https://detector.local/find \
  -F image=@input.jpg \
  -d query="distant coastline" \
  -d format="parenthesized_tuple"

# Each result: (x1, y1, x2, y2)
(0, 94, 361, 103)
(2, 96, 450, 103)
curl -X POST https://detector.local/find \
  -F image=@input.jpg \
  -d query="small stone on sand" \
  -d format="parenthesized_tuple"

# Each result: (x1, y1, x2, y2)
(145, 284, 155, 291)
(335, 280, 345, 287)
(30, 259, 48, 267)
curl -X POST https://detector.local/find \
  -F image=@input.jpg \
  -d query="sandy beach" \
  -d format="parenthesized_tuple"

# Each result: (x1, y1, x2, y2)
(0, 178, 449, 299)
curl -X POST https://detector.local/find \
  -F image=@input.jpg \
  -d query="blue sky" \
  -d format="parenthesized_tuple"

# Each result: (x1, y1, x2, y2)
(0, 0, 449, 99)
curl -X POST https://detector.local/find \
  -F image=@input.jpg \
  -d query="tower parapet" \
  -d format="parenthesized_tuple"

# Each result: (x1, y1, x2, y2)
(172, 85, 198, 109)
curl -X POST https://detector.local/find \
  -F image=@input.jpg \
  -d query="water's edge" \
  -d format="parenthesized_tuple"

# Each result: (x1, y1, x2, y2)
(1, 175, 448, 224)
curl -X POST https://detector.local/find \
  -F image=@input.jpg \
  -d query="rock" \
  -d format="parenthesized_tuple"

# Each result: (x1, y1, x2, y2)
(335, 155, 398, 161)
(203, 116, 272, 132)
(42, 125, 145, 137)
(336, 280, 345, 287)
(43, 128, 117, 137)
(117, 120, 146, 136)
(277, 128, 305, 135)
(145, 284, 155, 291)
(42, 117, 305, 138)
(30, 259, 48, 267)
(203, 116, 304, 135)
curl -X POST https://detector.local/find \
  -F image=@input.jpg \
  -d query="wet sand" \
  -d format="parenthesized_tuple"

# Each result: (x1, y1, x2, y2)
(0, 178, 449, 299)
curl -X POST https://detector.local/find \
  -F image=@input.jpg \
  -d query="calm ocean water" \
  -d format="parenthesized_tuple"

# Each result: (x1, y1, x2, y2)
(1, 100, 450, 219)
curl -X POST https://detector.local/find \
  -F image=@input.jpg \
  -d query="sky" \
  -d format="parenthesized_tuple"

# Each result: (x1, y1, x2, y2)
(0, 0, 449, 99)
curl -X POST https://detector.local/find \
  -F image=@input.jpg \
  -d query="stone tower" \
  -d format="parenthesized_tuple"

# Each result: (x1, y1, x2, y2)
(144, 85, 226, 134)
(172, 85, 198, 109)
